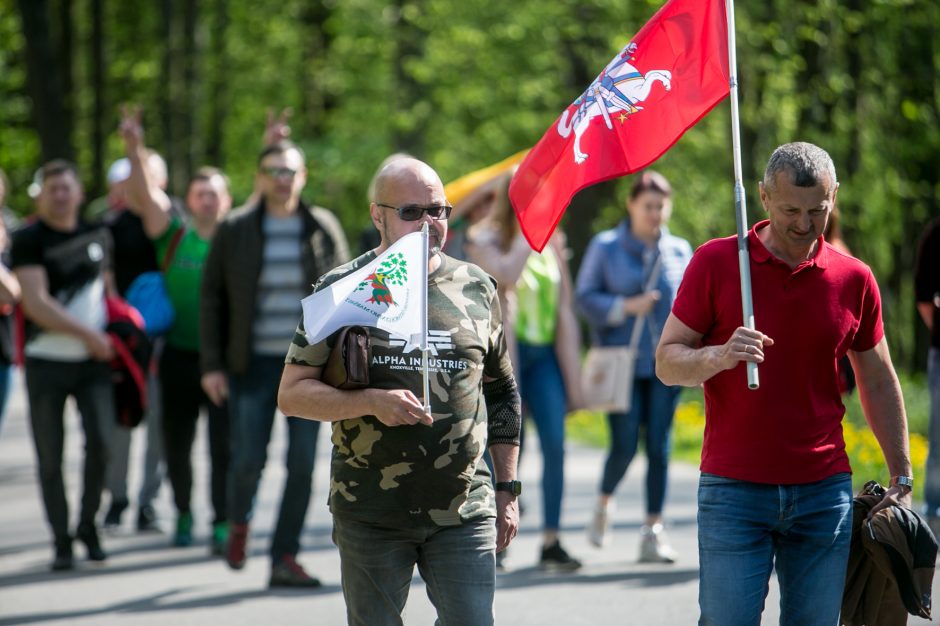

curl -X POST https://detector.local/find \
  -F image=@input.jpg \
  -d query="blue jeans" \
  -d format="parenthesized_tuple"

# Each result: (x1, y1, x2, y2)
(228, 354, 320, 560)
(697, 472, 853, 626)
(600, 376, 680, 514)
(333, 515, 496, 626)
(924, 348, 940, 516)
(517, 342, 567, 531)
(0, 363, 11, 434)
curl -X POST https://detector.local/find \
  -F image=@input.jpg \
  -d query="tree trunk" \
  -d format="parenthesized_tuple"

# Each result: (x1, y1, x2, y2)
(390, 0, 424, 154)
(160, 0, 176, 192)
(57, 0, 73, 147)
(16, 0, 73, 161)
(299, 0, 334, 139)
(89, 0, 105, 198)
(180, 0, 197, 179)
(205, 0, 228, 168)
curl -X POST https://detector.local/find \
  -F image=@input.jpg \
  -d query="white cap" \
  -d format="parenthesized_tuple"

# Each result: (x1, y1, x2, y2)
(107, 158, 131, 185)
(27, 168, 43, 199)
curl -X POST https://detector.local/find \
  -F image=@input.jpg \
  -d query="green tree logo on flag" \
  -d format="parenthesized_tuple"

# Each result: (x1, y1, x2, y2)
(355, 253, 408, 306)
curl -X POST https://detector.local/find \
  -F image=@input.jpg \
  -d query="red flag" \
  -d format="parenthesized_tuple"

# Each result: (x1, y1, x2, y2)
(510, 0, 730, 251)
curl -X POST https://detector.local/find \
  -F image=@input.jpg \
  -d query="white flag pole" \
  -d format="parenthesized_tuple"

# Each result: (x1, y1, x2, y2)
(421, 223, 432, 412)
(726, 0, 759, 390)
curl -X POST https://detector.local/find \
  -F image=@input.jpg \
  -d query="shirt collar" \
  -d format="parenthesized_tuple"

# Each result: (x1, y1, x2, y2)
(748, 219, 829, 270)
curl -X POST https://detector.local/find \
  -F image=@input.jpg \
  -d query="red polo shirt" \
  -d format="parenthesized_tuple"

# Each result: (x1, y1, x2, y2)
(672, 220, 883, 484)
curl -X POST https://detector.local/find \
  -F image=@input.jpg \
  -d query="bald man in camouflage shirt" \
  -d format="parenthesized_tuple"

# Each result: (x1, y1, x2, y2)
(278, 158, 521, 626)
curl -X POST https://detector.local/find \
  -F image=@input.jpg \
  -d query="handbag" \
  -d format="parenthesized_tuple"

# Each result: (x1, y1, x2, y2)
(322, 325, 371, 389)
(125, 226, 185, 336)
(581, 254, 662, 413)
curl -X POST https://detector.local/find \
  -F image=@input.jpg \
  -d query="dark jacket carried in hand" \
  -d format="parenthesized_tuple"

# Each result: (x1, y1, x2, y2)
(200, 198, 349, 376)
(106, 296, 152, 428)
(841, 481, 937, 626)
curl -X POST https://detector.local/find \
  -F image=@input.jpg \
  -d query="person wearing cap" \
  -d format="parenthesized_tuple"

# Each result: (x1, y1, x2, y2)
(98, 148, 180, 534)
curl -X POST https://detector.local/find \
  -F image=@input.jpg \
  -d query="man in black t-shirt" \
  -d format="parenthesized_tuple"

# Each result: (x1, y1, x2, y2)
(97, 155, 178, 534)
(11, 160, 116, 571)
(916, 218, 940, 530)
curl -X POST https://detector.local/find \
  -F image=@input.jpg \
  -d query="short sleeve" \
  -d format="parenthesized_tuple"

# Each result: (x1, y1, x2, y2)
(10, 225, 42, 269)
(850, 268, 884, 352)
(482, 287, 514, 381)
(284, 318, 333, 368)
(670, 244, 716, 336)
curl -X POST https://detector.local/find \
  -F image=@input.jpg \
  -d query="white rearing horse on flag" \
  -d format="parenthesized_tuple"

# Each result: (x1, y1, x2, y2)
(557, 43, 672, 164)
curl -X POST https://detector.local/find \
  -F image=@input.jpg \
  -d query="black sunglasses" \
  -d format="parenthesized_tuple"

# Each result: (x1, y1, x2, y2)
(376, 203, 453, 221)
(260, 166, 298, 179)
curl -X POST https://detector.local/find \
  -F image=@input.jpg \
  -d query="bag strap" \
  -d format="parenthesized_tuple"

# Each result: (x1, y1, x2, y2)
(160, 226, 185, 273)
(626, 253, 663, 351)
(107, 331, 148, 409)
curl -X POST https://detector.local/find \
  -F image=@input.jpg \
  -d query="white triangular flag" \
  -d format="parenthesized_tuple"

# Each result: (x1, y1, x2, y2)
(302, 230, 428, 348)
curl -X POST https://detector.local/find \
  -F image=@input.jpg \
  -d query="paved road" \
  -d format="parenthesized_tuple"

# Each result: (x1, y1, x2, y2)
(0, 368, 933, 625)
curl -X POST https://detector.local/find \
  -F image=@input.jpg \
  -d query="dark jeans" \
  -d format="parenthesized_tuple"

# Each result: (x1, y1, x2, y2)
(600, 376, 680, 515)
(333, 515, 496, 626)
(228, 354, 320, 560)
(924, 348, 940, 516)
(160, 344, 229, 523)
(25, 357, 114, 546)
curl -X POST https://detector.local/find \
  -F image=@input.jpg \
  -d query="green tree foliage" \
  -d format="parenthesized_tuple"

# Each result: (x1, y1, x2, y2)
(2, 0, 938, 370)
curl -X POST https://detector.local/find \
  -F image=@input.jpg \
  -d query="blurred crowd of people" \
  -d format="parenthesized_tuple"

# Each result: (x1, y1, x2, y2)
(0, 111, 936, 626)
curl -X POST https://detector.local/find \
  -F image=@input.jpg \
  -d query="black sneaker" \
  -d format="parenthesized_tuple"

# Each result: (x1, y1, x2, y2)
(539, 540, 582, 572)
(269, 555, 322, 588)
(51, 540, 74, 571)
(103, 498, 128, 529)
(137, 505, 160, 533)
(76, 523, 107, 562)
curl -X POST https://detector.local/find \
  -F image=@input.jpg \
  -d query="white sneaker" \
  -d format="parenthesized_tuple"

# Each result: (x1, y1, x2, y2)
(587, 505, 611, 548)
(638, 523, 677, 563)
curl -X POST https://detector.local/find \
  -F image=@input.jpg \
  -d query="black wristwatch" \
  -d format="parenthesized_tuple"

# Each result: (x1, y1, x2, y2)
(494, 480, 522, 496)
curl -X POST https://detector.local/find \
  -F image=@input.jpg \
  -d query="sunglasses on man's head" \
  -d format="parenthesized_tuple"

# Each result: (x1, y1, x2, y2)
(376, 203, 453, 221)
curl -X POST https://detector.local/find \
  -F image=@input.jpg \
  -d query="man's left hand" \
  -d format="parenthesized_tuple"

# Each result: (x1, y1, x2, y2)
(495, 491, 519, 553)
(867, 485, 913, 519)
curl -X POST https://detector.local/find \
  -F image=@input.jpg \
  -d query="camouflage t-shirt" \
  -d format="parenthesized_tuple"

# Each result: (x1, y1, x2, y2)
(286, 251, 514, 527)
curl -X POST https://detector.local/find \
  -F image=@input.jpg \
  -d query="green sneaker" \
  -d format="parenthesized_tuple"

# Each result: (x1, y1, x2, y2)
(211, 521, 229, 556)
(173, 512, 193, 547)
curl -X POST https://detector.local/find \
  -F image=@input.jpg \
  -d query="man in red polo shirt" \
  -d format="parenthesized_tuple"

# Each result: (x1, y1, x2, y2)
(656, 142, 912, 626)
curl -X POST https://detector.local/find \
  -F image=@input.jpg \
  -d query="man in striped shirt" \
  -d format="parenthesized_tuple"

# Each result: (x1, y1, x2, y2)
(201, 139, 349, 587)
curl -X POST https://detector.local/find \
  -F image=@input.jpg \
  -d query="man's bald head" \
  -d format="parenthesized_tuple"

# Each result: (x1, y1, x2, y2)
(370, 157, 449, 257)
(372, 158, 444, 204)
